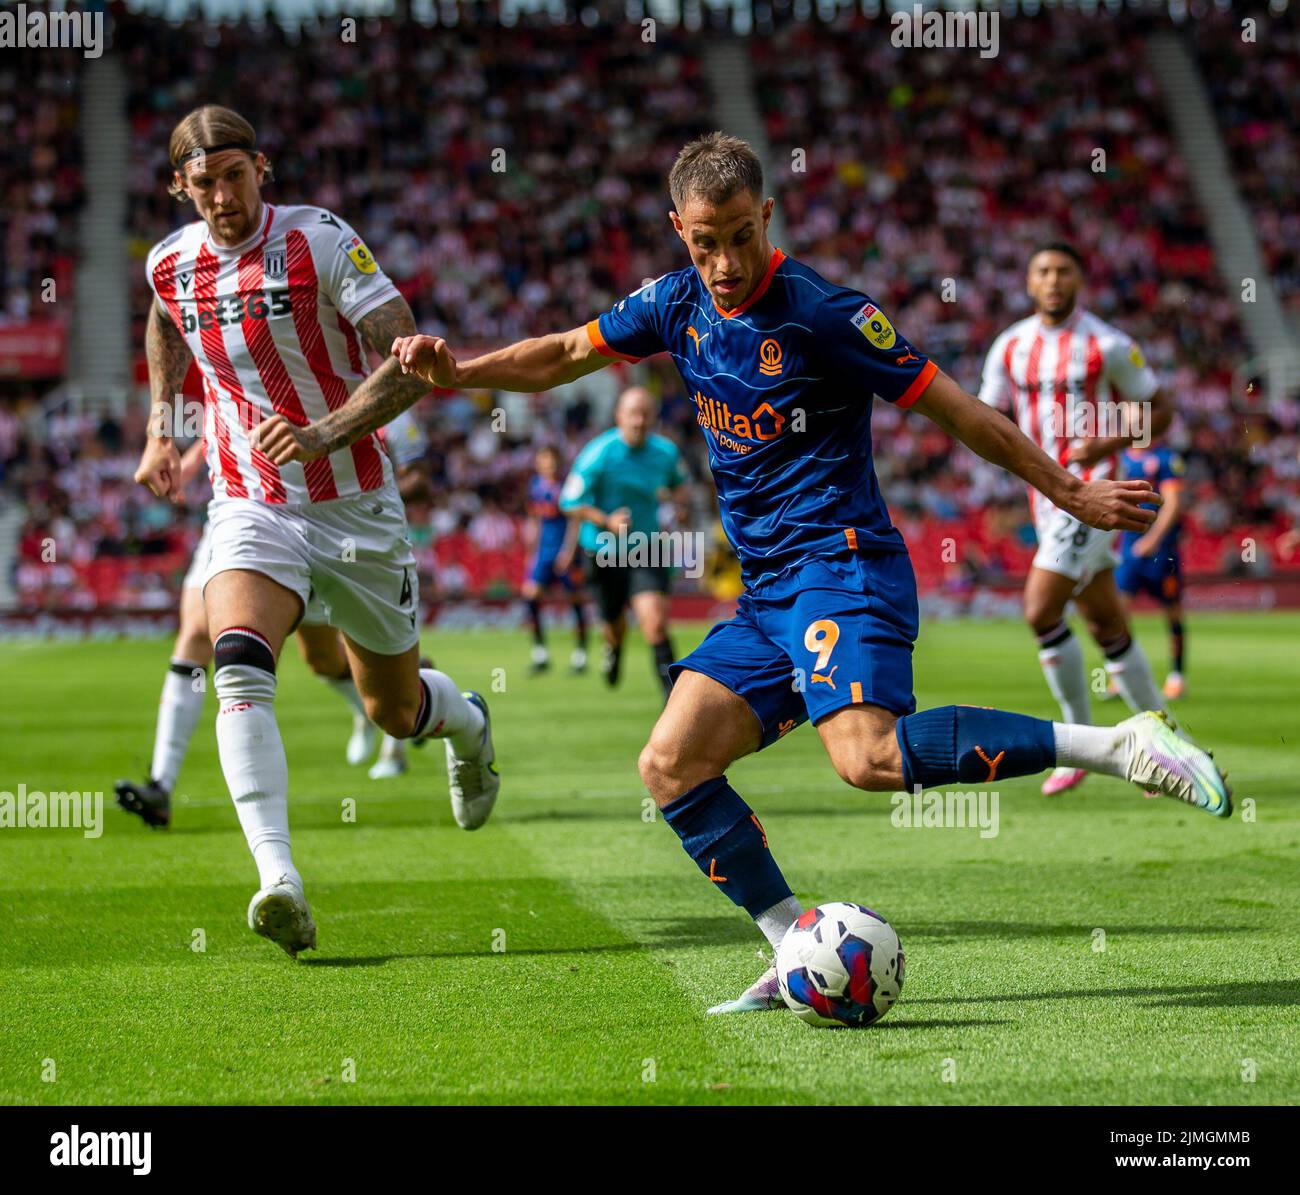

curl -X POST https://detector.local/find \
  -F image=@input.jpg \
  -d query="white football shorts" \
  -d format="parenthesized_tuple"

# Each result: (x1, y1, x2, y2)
(1032, 503, 1119, 590)
(199, 483, 418, 655)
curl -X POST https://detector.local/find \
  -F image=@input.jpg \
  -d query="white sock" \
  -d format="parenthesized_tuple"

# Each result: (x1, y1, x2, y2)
(324, 672, 367, 719)
(1037, 626, 1092, 725)
(150, 659, 207, 792)
(1104, 637, 1169, 718)
(1052, 722, 1131, 780)
(415, 668, 485, 757)
(378, 734, 405, 762)
(755, 895, 804, 950)
(214, 661, 300, 892)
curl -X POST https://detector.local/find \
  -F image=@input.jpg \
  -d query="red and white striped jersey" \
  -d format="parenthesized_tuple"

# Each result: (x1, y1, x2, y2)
(146, 203, 401, 505)
(978, 308, 1159, 517)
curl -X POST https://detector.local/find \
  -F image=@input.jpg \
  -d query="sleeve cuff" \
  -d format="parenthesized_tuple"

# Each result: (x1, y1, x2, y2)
(896, 359, 938, 410)
(340, 284, 403, 329)
(586, 318, 642, 364)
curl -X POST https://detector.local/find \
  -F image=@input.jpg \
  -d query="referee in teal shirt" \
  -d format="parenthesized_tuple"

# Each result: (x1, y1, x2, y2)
(560, 387, 689, 698)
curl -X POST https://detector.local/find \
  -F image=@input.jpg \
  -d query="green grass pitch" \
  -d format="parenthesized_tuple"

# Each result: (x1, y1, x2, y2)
(1, 612, 1296, 1105)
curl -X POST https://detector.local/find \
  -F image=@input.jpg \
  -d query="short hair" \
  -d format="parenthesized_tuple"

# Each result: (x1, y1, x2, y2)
(668, 131, 764, 212)
(1029, 240, 1086, 272)
(167, 105, 271, 200)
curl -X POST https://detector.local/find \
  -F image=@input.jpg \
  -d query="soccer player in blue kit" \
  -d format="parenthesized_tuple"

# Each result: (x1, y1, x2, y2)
(522, 445, 589, 675)
(1116, 445, 1189, 698)
(390, 132, 1231, 1013)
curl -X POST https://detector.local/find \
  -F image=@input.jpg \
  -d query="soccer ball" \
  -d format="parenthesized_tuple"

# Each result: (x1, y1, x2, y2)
(776, 902, 905, 1027)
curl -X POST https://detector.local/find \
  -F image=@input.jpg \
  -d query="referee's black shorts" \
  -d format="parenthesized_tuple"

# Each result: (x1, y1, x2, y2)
(585, 551, 671, 624)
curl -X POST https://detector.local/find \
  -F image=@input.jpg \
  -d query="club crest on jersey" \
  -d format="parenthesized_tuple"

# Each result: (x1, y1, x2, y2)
(1128, 343, 1146, 370)
(851, 301, 896, 350)
(758, 337, 782, 377)
(341, 235, 377, 275)
(263, 248, 286, 281)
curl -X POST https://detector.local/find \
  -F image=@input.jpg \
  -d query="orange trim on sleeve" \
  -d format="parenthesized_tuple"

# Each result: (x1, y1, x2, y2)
(850, 681, 863, 705)
(896, 358, 938, 410)
(586, 318, 642, 364)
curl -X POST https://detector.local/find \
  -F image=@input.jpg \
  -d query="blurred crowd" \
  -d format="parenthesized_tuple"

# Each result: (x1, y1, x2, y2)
(751, 4, 1300, 584)
(0, 41, 82, 323)
(3, 3, 1298, 612)
(1192, 6, 1300, 322)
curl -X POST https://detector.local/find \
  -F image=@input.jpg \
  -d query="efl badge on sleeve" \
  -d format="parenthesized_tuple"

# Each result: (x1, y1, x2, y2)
(851, 301, 897, 350)
(342, 235, 378, 275)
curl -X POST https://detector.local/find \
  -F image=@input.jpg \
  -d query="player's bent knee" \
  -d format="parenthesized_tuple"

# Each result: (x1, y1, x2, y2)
(828, 739, 900, 794)
(638, 737, 707, 805)
(364, 694, 420, 740)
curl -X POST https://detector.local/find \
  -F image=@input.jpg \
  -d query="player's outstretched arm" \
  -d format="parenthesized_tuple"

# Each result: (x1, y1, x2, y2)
(911, 367, 1161, 534)
(392, 325, 609, 394)
(258, 296, 430, 464)
(133, 302, 191, 503)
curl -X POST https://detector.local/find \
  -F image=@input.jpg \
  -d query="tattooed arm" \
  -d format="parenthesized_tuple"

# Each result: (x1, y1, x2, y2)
(133, 301, 194, 502)
(257, 296, 430, 464)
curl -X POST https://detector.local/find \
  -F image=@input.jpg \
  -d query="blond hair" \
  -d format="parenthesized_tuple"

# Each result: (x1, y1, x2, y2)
(166, 105, 272, 200)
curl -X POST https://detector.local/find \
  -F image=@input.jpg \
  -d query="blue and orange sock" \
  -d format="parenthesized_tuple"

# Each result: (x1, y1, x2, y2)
(895, 705, 1055, 789)
(661, 777, 792, 917)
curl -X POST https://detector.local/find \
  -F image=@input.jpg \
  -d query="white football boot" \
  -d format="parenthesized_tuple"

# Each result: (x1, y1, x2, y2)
(446, 691, 499, 830)
(1121, 711, 1231, 817)
(368, 735, 408, 780)
(346, 713, 378, 766)
(247, 875, 317, 959)
(707, 952, 786, 1015)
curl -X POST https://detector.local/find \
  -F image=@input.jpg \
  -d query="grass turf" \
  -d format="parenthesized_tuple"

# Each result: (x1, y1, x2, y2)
(0, 612, 1296, 1105)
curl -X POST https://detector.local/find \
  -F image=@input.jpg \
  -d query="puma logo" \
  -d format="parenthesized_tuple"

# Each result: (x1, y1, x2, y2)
(686, 325, 710, 353)
(810, 665, 838, 690)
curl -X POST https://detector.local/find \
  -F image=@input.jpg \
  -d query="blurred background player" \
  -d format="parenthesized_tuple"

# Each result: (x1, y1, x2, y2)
(559, 387, 689, 700)
(521, 445, 588, 675)
(368, 404, 436, 778)
(979, 243, 1178, 797)
(136, 105, 497, 959)
(1115, 444, 1188, 700)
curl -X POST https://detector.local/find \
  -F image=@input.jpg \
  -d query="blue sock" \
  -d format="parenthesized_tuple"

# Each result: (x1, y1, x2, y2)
(661, 777, 793, 917)
(895, 705, 1056, 789)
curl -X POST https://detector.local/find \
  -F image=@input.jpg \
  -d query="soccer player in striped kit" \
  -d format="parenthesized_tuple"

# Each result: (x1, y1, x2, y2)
(980, 243, 1178, 796)
(133, 105, 498, 958)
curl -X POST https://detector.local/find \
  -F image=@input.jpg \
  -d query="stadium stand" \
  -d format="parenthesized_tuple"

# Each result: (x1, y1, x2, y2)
(1, 3, 1297, 616)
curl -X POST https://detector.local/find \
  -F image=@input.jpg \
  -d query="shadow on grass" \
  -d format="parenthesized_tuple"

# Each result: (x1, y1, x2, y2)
(911, 979, 1300, 1009)
(875, 1017, 1016, 1030)
(301, 941, 648, 967)
(905, 920, 1253, 940)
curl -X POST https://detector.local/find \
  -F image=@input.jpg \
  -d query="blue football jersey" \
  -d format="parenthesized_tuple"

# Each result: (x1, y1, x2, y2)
(527, 473, 569, 558)
(1120, 446, 1185, 558)
(586, 247, 936, 587)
